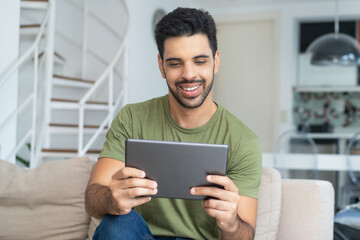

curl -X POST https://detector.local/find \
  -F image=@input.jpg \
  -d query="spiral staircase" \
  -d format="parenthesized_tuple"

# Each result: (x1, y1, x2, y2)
(0, 0, 129, 167)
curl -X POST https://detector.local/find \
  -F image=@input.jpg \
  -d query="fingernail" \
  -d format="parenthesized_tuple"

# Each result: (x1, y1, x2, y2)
(153, 182, 158, 188)
(141, 171, 146, 177)
(207, 176, 212, 181)
(154, 189, 158, 194)
(190, 188, 195, 194)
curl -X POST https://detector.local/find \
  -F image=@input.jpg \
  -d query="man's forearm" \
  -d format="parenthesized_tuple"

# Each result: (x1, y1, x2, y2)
(85, 183, 118, 219)
(220, 215, 255, 240)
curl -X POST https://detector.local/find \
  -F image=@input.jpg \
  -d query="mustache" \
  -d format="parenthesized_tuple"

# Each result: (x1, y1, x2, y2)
(175, 79, 205, 87)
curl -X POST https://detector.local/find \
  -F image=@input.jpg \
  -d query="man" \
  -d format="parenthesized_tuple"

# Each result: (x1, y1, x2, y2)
(85, 7, 262, 240)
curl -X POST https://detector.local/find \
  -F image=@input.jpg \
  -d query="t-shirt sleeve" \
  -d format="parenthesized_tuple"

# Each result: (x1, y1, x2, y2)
(98, 106, 132, 161)
(227, 137, 262, 199)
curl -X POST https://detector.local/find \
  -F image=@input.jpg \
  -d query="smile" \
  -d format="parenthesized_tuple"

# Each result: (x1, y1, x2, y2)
(181, 86, 200, 91)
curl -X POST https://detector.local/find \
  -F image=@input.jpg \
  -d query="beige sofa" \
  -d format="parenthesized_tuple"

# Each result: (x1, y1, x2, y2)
(0, 156, 334, 240)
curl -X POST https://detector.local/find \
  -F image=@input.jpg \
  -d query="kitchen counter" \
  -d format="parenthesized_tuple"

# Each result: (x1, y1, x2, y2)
(304, 132, 355, 139)
(263, 152, 360, 171)
(294, 130, 359, 154)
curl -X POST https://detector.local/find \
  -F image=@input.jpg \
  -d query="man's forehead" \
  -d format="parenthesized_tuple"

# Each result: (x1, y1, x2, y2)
(163, 34, 212, 59)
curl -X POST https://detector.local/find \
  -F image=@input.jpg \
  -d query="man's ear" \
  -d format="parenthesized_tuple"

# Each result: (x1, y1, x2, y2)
(214, 50, 220, 75)
(158, 54, 166, 79)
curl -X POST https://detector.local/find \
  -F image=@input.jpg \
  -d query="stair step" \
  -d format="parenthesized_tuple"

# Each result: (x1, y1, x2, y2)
(41, 148, 101, 158)
(20, 24, 41, 29)
(51, 98, 112, 110)
(42, 148, 101, 154)
(53, 74, 95, 84)
(51, 98, 109, 105)
(21, 0, 48, 9)
(53, 74, 94, 88)
(50, 123, 108, 129)
(48, 123, 108, 134)
(39, 52, 66, 62)
(32, 52, 65, 65)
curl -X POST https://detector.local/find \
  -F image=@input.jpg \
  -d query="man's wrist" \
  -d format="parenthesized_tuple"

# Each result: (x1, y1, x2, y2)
(225, 215, 241, 234)
(220, 215, 255, 240)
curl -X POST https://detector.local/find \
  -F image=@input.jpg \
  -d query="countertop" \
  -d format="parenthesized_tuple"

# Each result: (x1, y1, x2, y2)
(263, 152, 360, 171)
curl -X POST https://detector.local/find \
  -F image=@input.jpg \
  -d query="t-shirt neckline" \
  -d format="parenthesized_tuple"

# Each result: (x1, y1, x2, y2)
(163, 94, 222, 134)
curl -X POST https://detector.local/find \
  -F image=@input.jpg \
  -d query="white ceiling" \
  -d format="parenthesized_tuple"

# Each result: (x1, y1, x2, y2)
(191, 0, 337, 9)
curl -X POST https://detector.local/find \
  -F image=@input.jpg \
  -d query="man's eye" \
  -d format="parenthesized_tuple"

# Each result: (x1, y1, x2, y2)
(169, 62, 181, 67)
(195, 60, 206, 64)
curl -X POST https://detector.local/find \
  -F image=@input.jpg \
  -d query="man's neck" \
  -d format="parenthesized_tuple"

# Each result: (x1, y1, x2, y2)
(168, 95, 218, 129)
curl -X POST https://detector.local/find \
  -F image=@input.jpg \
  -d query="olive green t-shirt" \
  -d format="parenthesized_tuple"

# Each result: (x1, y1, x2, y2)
(99, 95, 262, 240)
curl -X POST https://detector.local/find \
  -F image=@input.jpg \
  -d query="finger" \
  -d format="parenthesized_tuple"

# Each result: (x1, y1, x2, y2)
(191, 186, 234, 201)
(119, 177, 157, 190)
(112, 167, 146, 180)
(124, 187, 158, 198)
(116, 197, 152, 215)
(203, 207, 229, 221)
(204, 207, 239, 232)
(202, 198, 229, 211)
(207, 175, 238, 193)
(129, 196, 152, 208)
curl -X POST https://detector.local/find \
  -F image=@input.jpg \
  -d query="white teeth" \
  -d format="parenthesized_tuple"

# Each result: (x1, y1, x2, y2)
(182, 86, 199, 91)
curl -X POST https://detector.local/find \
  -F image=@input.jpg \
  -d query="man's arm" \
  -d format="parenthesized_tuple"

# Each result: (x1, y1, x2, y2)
(191, 175, 257, 240)
(85, 157, 158, 219)
(219, 195, 257, 240)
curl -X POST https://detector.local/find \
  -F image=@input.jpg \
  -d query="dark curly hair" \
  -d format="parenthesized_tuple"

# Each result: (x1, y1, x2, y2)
(154, 7, 217, 59)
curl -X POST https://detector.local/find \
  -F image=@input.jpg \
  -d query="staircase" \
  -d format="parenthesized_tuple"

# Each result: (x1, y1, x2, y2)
(0, 0, 129, 167)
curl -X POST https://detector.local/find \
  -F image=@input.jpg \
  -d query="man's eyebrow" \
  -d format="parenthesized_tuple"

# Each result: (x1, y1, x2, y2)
(165, 57, 181, 62)
(194, 54, 210, 59)
(165, 55, 210, 62)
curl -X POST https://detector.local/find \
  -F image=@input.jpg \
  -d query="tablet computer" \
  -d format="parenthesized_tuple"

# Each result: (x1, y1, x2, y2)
(125, 139, 228, 200)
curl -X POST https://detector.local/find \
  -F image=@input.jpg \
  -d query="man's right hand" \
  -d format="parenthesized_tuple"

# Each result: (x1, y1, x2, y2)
(85, 158, 157, 218)
(108, 167, 158, 215)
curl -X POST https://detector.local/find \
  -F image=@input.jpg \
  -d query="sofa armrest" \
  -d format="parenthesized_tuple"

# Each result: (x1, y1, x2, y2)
(277, 179, 334, 240)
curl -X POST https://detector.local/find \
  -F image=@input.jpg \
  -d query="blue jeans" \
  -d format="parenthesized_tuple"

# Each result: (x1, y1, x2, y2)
(93, 210, 192, 240)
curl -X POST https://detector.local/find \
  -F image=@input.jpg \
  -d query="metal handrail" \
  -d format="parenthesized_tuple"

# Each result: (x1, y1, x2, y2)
(0, 10, 49, 86)
(77, 0, 129, 155)
(0, 4, 50, 166)
(345, 131, 360, 186)
(273, 128, 319, 179)
(1, 0, 128, 162)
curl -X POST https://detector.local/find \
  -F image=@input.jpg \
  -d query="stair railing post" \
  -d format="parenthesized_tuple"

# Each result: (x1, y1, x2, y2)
(78, 104, 84, 155)
(30, 47, 39, 168)
(123, 44, 129, 108)
(109, 68, 114, 124)
(81, 0, 88, 79)
(42, 0, 56, 152)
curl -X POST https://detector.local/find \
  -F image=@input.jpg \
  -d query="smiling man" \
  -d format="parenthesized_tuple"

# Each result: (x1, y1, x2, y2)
(85, 7, 262, 240)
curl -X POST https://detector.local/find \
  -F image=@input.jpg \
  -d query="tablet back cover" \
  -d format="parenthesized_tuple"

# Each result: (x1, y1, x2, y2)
(125, 139, 228, 200)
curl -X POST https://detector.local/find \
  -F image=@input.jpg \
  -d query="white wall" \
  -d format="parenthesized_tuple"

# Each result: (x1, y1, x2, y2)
(124, 0, 200, 104)
(206, 0, 360, 141)
(0, 0, 20, 162)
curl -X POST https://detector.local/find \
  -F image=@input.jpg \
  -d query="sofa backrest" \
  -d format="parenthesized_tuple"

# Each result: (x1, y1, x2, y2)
(277, 179, 334, 240)
(254, 167, 282, 240)
(0, 156, 94, 240)
(87, 166, 284, 239)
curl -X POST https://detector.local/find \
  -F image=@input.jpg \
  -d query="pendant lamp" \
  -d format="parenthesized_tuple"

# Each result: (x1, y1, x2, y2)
(306, 0, 360, 66)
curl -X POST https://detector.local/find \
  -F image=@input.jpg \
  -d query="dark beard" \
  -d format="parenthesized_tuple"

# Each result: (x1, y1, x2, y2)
(166, 75, 214, 109)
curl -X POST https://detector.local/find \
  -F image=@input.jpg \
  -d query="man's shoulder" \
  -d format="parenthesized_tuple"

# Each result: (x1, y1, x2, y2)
(125, 95, 167, 111)
(219, 105, 258, 140)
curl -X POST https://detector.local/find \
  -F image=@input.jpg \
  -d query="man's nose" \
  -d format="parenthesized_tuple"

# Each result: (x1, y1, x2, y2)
(180, 62, 197, 80)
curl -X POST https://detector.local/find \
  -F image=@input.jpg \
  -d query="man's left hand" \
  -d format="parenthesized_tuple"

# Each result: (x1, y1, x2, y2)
(190, 175, 240, 233)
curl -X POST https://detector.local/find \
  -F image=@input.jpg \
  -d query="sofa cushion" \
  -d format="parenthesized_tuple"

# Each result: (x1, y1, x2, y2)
(0, 156, 94, 240)
(254, 167, 282, 240)
(88, 216, 102, 239)
(88, 167, 283, 239)
(277, 179, 334, 240)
